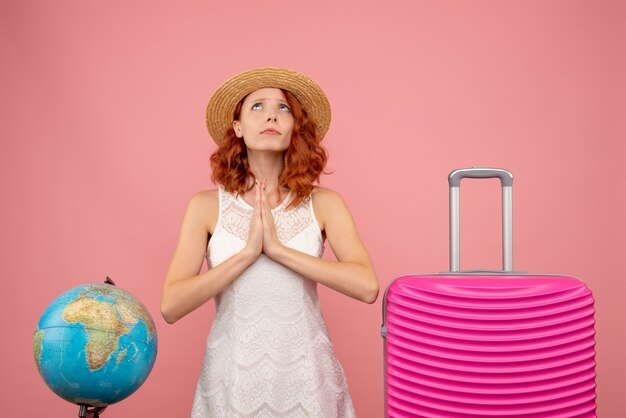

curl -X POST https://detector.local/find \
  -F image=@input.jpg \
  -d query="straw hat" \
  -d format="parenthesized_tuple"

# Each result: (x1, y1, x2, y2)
(206, 67, 331, 145)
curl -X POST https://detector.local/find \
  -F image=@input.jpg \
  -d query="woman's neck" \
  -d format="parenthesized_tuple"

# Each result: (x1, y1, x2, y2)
(246, 150, 285, 191)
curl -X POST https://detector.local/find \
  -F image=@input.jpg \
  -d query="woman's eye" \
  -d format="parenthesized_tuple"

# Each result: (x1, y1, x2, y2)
(251, 103, 262, 110)
(279, 104, 291, 112)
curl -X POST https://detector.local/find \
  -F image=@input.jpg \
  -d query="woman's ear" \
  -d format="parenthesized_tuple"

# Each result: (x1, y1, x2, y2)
(233, 120, 242, 138)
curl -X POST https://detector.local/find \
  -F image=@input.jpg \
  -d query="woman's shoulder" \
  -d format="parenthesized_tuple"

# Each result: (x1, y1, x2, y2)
(311, 186, 349, 215)
(185, 189, 220, 233)
(185, 189, 220, 217)
(311, 187, 353, 231)
(312, 186, 345, 203)
(188, 188, 219, 205)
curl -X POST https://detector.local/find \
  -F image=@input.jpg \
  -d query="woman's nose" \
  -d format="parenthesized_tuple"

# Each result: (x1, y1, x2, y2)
(266, 108, 277, 122)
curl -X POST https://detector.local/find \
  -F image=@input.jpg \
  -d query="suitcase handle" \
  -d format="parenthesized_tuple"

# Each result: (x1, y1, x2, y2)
(448, 168, 514, 272)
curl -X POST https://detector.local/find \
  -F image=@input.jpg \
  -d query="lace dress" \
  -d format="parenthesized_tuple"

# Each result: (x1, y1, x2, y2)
(191, 187, 356, 418)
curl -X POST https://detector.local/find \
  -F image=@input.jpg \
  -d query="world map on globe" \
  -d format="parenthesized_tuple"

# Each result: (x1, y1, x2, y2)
(34, 283, 157, 407)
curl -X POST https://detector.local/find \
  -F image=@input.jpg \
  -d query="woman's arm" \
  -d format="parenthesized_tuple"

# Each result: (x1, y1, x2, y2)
(160, 188, 263, 324)
(262, 187, 379, 304)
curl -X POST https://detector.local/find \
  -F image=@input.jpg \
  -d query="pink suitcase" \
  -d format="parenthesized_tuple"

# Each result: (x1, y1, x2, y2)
(382, 168, 596, 417)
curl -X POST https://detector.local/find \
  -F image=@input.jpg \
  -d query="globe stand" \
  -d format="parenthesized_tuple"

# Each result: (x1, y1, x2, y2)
(78, 404, 106, 418)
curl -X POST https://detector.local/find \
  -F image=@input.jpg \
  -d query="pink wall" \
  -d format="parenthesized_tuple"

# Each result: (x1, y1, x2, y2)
(2, 0, 624, 416)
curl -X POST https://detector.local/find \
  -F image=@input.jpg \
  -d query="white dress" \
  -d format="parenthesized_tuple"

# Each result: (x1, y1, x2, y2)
(191, 187, 356, 418)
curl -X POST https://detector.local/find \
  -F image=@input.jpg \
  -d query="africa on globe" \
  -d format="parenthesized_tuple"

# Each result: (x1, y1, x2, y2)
(33, 281, 158, 408)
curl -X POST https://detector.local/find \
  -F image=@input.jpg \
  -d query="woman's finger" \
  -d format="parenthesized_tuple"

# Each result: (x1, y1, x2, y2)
(243, 182, 263, 257)
(260, 180, 267, 216)
(261, 181, 273, 226)
(260, 181, 283, 257)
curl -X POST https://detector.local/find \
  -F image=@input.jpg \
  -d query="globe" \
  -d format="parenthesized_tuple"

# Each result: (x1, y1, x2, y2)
(33, 282, 158, 408)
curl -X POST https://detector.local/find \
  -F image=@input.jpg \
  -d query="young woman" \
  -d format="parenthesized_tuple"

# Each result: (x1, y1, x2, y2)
(161, 67, 378, 417)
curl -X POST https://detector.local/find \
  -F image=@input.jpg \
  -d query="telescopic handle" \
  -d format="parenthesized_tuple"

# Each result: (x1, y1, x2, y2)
(448, 168, 514, 272)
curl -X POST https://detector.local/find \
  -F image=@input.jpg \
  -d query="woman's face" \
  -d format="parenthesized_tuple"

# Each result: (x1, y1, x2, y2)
(233, 88, 294, 152)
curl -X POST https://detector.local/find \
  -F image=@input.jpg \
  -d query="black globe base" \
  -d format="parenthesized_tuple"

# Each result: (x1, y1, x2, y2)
(78, 404, 107, 418)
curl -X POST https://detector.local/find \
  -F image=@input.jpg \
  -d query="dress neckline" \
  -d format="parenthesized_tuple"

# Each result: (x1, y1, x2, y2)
(234, 189, 292, 213)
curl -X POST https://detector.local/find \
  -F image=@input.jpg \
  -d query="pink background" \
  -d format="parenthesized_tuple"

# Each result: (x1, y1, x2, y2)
(2, 1, 624, 416)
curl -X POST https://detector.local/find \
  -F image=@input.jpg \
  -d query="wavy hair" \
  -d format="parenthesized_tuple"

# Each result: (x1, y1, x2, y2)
(210, 89, 328, 208)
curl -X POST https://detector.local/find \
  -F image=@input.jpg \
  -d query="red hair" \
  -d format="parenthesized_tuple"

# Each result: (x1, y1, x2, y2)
(210, 90, 328, 208)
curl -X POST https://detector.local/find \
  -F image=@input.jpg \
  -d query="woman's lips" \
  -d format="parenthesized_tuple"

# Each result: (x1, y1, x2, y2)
(261, 128, 280, 135)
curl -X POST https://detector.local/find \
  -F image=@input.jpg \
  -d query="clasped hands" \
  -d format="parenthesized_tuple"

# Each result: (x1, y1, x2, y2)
(243, 180, 284, 260)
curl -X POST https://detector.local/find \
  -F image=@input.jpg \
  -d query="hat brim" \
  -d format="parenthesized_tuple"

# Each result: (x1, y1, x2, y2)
(206, 67, 331, 145)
